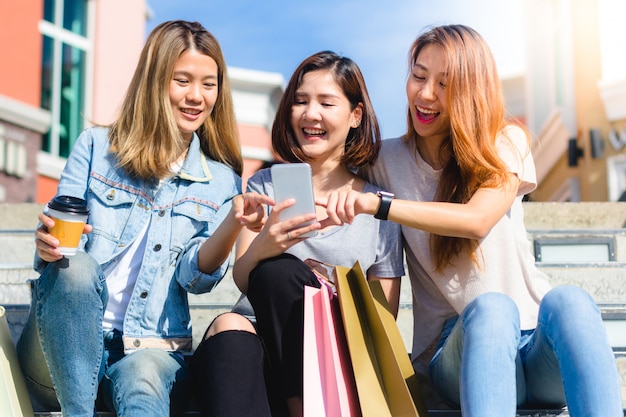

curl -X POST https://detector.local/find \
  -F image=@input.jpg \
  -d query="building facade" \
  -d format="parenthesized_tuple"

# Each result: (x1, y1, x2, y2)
(0, 1, 51, 203)
(5, 0, 625, 204)
(0, 0, 282, 205)
(517, 0, 626, 202)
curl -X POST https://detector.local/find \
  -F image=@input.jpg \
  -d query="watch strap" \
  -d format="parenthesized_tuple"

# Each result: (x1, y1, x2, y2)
(374, 192, 394, 220)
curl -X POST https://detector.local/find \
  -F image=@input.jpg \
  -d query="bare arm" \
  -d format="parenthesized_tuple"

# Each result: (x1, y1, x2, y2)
(368, 274, 401, 318)
(197, 192, 273, 274)
(232, 199, 320, 293)
(322, 173, 521, 240)
(232, 226, 260, 294)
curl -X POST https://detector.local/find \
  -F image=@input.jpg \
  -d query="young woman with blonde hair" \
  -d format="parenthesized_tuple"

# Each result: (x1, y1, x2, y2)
(17, 20, 270, 416)
(324, 24, 623, 417)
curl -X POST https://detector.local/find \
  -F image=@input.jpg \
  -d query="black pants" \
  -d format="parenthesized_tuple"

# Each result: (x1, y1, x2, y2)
(247, 253, 320, 410)
(190, 329, 271, 417)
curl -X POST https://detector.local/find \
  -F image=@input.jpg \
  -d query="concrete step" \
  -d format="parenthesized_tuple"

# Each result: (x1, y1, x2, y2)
(29, 410, 608, 417)
(0, 263, 35, 305)
(3, 258, 625, 299)
(0, 231, 35, 265)
(2, 265, 626, 349)
(3, 308, 626, 413)
(4, 303, 626, 412)
(540, 263, 626, 303)
(37, 406, 576, 416)
(1, 202, 625, 414)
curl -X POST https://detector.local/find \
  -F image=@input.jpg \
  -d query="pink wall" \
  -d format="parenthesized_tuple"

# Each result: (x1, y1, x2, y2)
(90, 1, 147, 125)
(0, 1, 43, 106)
(35, 1, 148, 202)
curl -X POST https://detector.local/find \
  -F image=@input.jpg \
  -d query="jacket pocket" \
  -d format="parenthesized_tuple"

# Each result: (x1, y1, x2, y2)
(171, 199, 218, 239)
(86, 178, 142, 243)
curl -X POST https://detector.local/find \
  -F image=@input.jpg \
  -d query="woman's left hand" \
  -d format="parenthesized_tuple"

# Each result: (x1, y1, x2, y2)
(233, 192, 274, 232)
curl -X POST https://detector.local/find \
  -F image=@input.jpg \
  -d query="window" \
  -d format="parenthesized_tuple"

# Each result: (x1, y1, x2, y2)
(607, 153, 626, 202)
(534, 237, 616, 263)
(40, 0, 89, 159)
(0, 124, 27, 178)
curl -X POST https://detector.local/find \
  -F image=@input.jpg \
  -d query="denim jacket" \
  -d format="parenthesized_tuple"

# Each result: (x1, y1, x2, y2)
(35, 126, 241, 352)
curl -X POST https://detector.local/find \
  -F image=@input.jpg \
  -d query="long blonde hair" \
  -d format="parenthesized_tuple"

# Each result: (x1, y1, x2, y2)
(406, 25, 518, 271)
(109, 20, 242, 179)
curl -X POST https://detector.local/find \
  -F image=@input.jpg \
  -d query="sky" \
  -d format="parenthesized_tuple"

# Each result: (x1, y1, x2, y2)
(145, 0, 526, 139)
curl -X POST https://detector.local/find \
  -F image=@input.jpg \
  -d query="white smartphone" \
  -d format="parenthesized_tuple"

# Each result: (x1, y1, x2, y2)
(271, 163, 318, 238)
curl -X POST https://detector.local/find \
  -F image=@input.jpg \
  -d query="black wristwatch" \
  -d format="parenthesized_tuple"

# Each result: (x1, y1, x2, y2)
(374, 191, 394, 220)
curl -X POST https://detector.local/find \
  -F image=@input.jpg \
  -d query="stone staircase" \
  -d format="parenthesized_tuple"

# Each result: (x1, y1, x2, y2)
(1, 202, 625, 416)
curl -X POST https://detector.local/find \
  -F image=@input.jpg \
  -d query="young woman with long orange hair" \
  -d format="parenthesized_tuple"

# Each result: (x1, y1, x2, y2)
(324, 24, 623, 417)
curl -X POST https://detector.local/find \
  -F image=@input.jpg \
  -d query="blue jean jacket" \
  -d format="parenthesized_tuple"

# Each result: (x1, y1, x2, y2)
(35, 126, 241, 352)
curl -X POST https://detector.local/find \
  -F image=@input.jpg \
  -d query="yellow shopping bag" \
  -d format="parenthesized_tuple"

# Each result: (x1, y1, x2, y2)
(335, 262, 428, 417)
(0, 306, 35, 417)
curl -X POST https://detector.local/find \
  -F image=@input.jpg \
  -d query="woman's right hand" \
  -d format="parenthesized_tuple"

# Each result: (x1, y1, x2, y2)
(232, 192, 275, 233)
(246, 198, 320, 260)
(232, 198, 320, 294)
(35, 212, 92, 262)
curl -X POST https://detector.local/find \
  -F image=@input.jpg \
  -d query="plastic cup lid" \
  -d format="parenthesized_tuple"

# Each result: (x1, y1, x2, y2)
(48, 195, 90, 215)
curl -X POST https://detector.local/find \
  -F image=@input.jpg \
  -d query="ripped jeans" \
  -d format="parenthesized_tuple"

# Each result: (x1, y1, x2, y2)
(16, 252, 189, 417)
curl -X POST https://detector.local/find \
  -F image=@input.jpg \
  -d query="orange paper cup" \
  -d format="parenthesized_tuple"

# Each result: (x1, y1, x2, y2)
(47, 196, 89, 256)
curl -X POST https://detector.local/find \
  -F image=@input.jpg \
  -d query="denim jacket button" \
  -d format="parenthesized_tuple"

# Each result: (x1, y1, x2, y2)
(133, 339, 141, 347)
(158, 210, 165, 217)
(154, 244, 162, 252)
(140, 291, 148, 298)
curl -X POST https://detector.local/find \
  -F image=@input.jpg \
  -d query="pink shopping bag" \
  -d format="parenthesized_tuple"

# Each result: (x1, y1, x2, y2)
(303, 284, 361, 417)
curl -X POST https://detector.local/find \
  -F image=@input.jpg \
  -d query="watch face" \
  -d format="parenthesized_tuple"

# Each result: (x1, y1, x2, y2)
(377, 191, 394, 198)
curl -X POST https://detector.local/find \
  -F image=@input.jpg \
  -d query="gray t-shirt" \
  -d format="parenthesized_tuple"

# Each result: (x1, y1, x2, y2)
(247, 167, 405, 279)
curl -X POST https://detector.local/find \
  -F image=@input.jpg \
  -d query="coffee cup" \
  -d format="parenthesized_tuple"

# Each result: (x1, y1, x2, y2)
(47, 195, 89, 256)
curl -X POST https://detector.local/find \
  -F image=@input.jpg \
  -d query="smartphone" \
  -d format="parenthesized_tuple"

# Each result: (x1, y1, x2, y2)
(271, 163, 318, 238)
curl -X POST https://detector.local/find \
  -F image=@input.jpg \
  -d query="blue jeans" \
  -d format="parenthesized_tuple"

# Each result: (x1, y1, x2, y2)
(16, 252, 190, 417)
(429, 286, 623, 417)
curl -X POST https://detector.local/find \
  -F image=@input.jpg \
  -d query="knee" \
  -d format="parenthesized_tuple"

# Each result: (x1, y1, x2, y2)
(36, 252, 103, 300)
(468, 292, 518, 317)
(115, 350, 183, 389)
(46, 252, 101, 289)
(104, 350, 188, 414)
(250, 254, 303, 284)
(541, 285, 598, 320)
(460, 293, 520, 356)
(204, 313, 255, 340)
(464, 292, 519, 330)
(248, 253, 315, 297)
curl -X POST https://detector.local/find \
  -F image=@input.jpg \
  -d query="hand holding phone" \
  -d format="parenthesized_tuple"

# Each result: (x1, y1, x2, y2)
(271, 163, 318, 238)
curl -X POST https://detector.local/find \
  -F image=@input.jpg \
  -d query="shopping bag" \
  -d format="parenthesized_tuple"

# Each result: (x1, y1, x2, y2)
(303, 284, 361, 417)
(335, 262, 429, 417)
(0, 306, 35, 417)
